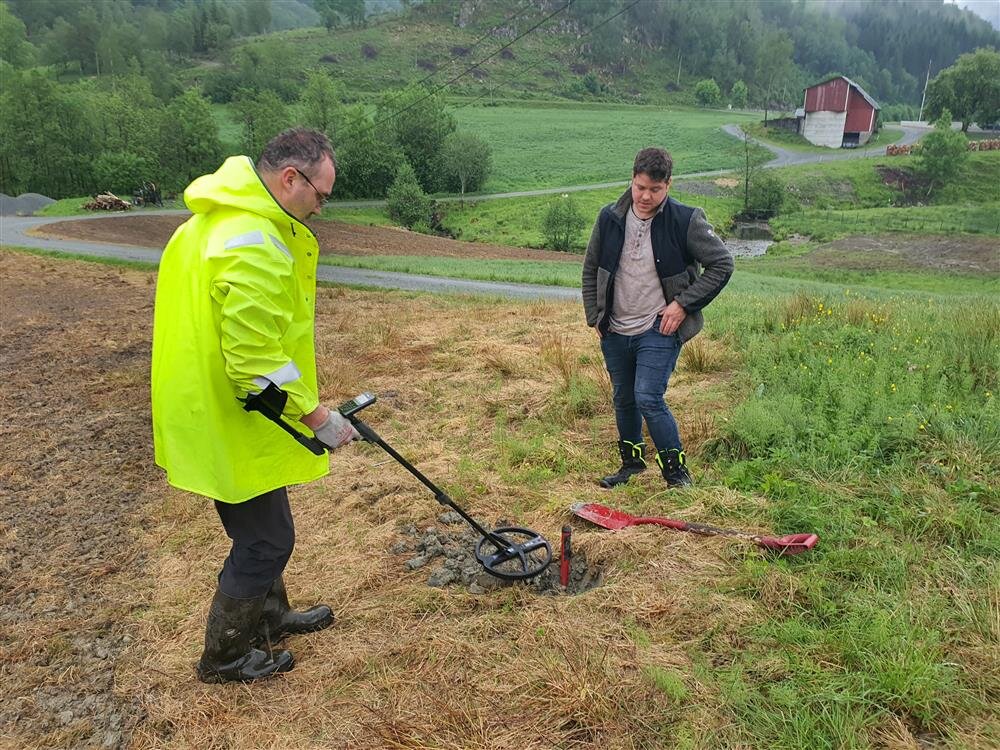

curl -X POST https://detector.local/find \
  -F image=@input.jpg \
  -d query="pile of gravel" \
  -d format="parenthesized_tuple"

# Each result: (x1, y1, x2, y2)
(725, 238, 772, 258)
(0, 192, 56, 216)
(392, 512, 603, 595)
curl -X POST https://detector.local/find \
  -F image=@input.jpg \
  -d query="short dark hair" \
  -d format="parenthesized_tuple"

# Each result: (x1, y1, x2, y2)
(257, 127, 337, 172)
(633, 147, 672, 182)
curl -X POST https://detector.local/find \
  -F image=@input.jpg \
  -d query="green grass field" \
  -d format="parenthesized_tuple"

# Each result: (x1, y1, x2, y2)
(773, 203, 1000, 242)
(452, 104, 769, 192)
(183, 11, 692, 106)
(701, 284, 998, 748)
(209, 98, 771, 194)
(36, 197, 185, 217)
(432, 185, 739, 249)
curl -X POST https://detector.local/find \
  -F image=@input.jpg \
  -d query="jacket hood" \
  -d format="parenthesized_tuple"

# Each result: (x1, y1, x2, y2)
(184, 156, 295, 226)
(612, 188, 632, 218)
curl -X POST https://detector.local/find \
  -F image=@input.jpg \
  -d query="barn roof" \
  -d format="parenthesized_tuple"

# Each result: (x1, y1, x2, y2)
(807, 75, 880, 111)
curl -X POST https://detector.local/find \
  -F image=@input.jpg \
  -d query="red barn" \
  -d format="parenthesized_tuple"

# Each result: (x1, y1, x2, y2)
(801, 76, 880, 148)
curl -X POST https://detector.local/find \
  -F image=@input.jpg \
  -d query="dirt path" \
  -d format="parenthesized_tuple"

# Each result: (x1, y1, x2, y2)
(1, 252, 159, 748)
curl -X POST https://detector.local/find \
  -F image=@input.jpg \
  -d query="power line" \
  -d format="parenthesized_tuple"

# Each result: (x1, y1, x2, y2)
(374, 0, 541, 115)
(451, 0, 642, 112)
(340, 0, 575, 142)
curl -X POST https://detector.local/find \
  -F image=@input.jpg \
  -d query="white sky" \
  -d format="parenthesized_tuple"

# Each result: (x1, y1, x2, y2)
(944, 0, 1000, 29)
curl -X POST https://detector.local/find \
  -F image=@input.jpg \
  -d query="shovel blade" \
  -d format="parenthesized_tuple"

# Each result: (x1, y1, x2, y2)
(756, 533, 819, 556)
(570, 502, 637, 530)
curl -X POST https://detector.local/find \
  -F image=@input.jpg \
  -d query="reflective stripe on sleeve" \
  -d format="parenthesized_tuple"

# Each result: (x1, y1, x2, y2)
(251, 360, 303, 391)
(223, 230, 265, 250)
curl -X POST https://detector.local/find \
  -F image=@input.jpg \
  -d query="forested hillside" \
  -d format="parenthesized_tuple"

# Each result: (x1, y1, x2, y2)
(1, 0, 997, 199)
(4, 0, 996, 105)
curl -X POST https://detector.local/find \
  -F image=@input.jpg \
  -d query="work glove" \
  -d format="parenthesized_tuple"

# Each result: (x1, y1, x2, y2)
(313, 410, 360, 450)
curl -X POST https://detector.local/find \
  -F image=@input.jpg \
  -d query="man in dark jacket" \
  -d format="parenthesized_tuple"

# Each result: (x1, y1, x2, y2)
(582, 147, 733, 488)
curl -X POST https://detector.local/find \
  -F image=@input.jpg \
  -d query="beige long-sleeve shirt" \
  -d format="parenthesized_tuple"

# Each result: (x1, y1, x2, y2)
(608, 203, 667, 335)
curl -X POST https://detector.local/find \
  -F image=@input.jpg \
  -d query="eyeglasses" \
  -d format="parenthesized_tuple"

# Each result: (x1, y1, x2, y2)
(294, 167, 330, 206)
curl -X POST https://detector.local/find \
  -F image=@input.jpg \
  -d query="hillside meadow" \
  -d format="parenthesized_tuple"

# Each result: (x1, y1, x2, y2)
(207, 100, 771, 193)
(3, 239, 997, 748)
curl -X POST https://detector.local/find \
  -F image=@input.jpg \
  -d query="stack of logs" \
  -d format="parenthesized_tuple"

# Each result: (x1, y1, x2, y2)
(887, 139, 1000, 156)
(83, 192, 132, 211)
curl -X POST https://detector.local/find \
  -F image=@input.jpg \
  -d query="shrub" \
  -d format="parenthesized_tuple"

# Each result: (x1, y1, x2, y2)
(746, 170, 785, 218)
(541, 194, 587, 251)
(386, 161, 432, 229)
(731, 80, 749, 108)
(695, 78, 722, 107)
(914, 111, 969, 197)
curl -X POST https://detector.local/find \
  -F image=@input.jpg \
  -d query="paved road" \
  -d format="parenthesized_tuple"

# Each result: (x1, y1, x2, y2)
(721, 123, 926, 168)
(0, 213, 581, 301)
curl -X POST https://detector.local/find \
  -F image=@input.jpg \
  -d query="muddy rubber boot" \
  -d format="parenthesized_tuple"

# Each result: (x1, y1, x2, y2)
(656, 448, 693, 488)
(255, 575, 333, 646)
(196, 587, 295, 684)
(599, 440, 647, 488)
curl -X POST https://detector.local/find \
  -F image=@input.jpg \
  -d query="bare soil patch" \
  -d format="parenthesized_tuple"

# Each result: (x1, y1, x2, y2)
(36, 215, 582, 263)
(875, 165, 931, 204)
(1, 252, 158, 748)
(808, 234, 1000, 274)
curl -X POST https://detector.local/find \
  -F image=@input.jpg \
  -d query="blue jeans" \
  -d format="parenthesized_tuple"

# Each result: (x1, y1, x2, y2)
(600, 322, 683, 453)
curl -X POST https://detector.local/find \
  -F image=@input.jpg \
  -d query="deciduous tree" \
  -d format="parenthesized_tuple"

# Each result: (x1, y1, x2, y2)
(158, 89, 224, 189)
(541, 194, 586, 252)
(925, 48, 1000, 132)
(439, 131, 492, 199)
(378, 87, 455, 193)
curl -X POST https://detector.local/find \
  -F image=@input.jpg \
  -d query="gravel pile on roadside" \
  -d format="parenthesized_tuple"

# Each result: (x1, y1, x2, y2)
(392, 512, 603, 595)
(0, 192, 56, 216)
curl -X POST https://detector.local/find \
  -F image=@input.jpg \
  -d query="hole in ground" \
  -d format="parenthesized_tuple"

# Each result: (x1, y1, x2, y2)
(392, 513, 603, 595)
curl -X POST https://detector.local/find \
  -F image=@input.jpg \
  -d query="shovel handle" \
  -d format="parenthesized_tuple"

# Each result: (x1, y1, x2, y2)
(634, 517, 689, 532)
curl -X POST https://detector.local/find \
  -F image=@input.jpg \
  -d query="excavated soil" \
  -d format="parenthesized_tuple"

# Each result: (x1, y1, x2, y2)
(35, 215, 582, 262)
(394, 512, 602, 595)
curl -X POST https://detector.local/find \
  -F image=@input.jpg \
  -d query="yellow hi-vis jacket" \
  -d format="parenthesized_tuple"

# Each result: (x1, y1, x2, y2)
(151, 156, 329, 503)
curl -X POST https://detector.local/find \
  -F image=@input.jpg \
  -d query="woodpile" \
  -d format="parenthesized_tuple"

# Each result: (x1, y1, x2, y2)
(887, 138, 1000, 156)
(83, 192, 132, 211)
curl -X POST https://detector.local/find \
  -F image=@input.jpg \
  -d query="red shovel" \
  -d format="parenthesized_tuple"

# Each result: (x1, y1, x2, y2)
(570, 502, 818, 556)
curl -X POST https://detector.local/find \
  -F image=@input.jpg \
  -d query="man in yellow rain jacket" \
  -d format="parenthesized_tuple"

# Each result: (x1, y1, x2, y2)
(152, 128, 358, 684)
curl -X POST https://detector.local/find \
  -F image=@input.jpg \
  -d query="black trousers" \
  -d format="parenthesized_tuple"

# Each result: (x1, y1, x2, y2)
(214, 487, 295, 599)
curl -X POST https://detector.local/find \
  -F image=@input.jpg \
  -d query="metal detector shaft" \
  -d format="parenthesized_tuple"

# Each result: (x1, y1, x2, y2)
(350, 418, 506, 547)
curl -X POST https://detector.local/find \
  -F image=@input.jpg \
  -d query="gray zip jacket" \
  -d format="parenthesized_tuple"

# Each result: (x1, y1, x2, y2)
(582, 189, 734, 342)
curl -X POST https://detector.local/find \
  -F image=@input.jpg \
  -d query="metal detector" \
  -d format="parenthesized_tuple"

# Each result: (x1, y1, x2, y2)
(243, 388, 552, 580)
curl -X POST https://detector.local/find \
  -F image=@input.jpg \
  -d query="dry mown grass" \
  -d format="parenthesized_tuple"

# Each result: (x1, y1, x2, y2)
(3, 251, 760, 749)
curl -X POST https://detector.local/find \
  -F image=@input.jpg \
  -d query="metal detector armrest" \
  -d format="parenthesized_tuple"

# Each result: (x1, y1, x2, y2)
(241, 383, 327, 456)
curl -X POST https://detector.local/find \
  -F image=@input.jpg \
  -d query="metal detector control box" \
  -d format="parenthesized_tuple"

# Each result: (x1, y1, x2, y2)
(337, 392, 376, 418)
